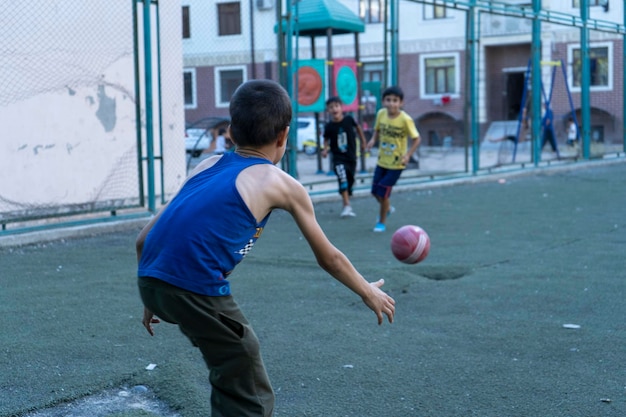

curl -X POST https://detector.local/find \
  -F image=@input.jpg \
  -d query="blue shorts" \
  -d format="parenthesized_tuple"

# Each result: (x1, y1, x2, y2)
(371, 166, 402, 199)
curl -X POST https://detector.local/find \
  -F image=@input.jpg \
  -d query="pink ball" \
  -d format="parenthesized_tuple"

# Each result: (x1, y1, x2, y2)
(390, 225, 431, 264)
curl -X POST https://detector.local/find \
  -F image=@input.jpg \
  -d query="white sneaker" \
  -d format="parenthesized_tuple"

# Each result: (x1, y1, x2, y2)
(341, 206, 356, 218)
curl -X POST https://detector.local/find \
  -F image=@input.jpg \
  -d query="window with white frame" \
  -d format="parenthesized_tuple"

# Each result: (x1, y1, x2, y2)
(183, 68, 196, 108)
(420, 53, 459, 96)
(359, 0, 383, 24)
(363, 62, 384, 83)
(423, 1, 447, 20)
(218, 2, 241, 36)
(568, 43, 612, 91)
(215, 66, 246, 107)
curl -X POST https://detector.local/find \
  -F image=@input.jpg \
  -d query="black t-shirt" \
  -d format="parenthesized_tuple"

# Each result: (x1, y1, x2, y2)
(323, 115, 358, 162)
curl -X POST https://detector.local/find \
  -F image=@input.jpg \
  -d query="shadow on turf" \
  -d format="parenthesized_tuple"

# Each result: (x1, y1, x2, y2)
(417, 265, 471, 281)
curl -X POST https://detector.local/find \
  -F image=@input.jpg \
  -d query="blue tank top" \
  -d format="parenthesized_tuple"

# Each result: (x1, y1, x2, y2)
(138, 152, 273, 296)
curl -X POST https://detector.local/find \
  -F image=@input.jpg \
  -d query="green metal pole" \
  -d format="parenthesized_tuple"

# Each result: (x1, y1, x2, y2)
(356, 32, 367, 173)
(390, 0, 398, 85)
(531, 0, 542, 166)
(142, 0, 156, 212)
(132, 0, 144, 207)
(462, 9, 472, 173)
(292, 2, 301, 178)
(154, 1, 165, 204)
(383, 0, 388, 87)
(277, 1, 289, 174)
(467, 2, 479, 173)
(312, 36, 324, 174)
(286, 3, 297, 178)
(622, 4, 625, 152)
(580, 0, 591, 159)
(276, 1, 284, 86)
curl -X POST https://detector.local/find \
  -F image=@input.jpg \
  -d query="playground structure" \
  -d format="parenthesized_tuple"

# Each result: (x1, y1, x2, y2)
(511, 59, 579, 163)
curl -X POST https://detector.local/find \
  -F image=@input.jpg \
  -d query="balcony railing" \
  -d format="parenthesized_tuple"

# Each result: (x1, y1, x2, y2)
(480, 13, 533, 37)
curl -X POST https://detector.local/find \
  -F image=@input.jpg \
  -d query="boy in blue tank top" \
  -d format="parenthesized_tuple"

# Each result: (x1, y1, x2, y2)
(136, 80, 395, 417)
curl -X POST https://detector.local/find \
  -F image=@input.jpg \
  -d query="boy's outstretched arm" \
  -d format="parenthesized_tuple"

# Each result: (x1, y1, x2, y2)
(264, 170, 395, 324)
(362, 279, 395, 325)
(320, 239, 395, 324)
(317, 245, 395, 325)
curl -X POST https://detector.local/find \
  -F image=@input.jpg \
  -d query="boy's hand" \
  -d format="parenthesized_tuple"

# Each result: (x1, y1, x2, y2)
(363, 279, 395, 325)
(142, 307, 161, 336)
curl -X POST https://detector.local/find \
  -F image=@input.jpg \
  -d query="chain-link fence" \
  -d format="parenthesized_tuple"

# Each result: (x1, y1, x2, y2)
(0, 2, 139, 228)
(0, 1, 185, 233)
(392, 0, 624, 174)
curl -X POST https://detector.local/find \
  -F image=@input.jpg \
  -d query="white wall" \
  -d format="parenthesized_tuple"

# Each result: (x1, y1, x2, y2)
(0, 0, 185, 219)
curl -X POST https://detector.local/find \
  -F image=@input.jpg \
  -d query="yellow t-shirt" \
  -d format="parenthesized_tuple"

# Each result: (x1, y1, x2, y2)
(374, 109, 419, 169)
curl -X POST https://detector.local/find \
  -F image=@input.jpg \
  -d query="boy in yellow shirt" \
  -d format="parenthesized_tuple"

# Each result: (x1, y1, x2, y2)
(365, 86, 421, 232)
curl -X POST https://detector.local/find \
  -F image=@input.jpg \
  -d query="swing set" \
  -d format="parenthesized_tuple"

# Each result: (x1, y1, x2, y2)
(512, 59, 579, 162)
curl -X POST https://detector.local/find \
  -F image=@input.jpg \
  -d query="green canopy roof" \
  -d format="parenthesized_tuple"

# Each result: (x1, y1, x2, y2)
(276, 0, 365, 37)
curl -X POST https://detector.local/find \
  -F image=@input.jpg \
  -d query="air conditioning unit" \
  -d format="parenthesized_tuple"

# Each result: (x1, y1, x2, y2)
(256, 0, 273, 11)
(599, 0, 609, 12)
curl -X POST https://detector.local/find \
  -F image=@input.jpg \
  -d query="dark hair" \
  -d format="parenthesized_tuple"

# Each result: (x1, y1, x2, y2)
(229, 80, 292, 147)
(382, 86, 404, 100)
(326, 96, 342, 106)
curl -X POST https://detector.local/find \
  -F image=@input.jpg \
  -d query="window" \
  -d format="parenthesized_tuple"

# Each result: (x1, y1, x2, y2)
(424, 1, 447, 20)
(425, 57, 455, 94)
(215, 66, 246, 107)
(363, 62, 384, 83)
(569, 44, 611, 90)
(573, 0, 610, 11)
(572, 0, 602, 6)
(183, 68, 196, 109)
(359, 0, 383, 24)
(218, 2, 241, 36)
(182, 6, 190, 39)
(420, 53, 459, 97)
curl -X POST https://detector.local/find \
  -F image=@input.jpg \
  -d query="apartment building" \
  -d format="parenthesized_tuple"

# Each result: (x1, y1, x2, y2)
(181, 0, 623, 147)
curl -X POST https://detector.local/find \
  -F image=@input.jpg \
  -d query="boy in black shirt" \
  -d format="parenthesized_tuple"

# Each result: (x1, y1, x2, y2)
(322, 96, 367, 217)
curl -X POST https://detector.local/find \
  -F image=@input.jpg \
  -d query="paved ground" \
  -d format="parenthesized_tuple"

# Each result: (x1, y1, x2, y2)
(1, 153, 625, 417)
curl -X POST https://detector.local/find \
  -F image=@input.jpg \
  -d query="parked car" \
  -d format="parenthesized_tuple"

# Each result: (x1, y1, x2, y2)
(185, 128, 211, 157)
(186, 117, 320, 156)
(185, 117, 230, 157)
(296, 116, 323, 155)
